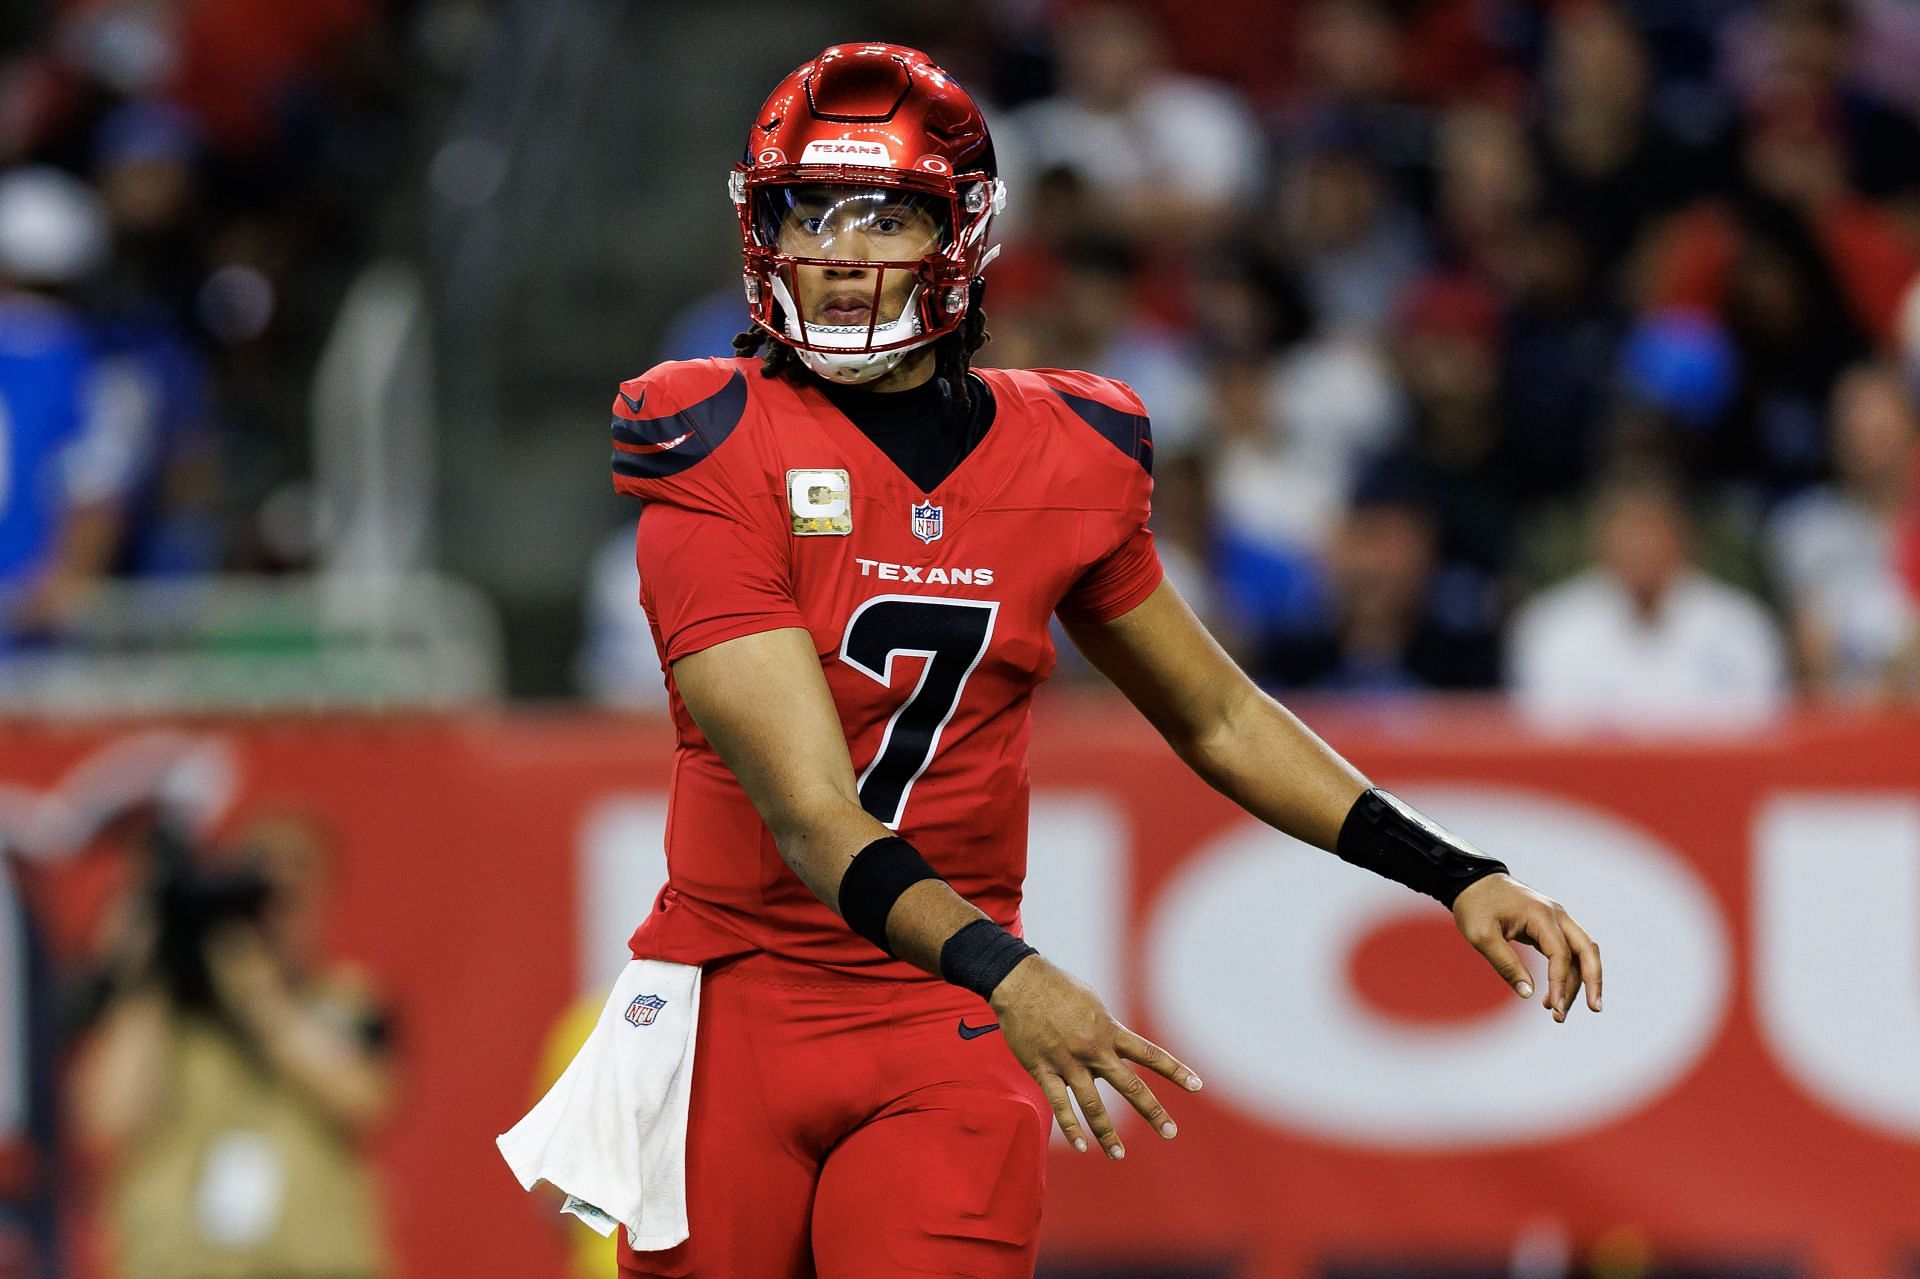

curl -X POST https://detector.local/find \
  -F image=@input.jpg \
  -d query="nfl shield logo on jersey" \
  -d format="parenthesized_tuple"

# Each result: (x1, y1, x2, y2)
(625, 993, 667, 1027)
(911, 502, 943, 544)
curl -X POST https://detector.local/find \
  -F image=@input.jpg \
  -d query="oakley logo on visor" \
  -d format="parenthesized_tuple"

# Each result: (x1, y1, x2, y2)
(802, 140, 893, 166)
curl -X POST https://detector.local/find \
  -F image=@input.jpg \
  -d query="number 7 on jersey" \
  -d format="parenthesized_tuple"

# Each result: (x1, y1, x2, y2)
(838, 595, 999, 827)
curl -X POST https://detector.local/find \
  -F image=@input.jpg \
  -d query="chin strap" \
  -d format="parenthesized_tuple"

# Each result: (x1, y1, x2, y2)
(797, 345, 905, 384)
(769, 275, 933, 383)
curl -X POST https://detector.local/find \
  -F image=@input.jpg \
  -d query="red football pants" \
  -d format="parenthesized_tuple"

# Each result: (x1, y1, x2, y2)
(615, 951, 1051, 1278)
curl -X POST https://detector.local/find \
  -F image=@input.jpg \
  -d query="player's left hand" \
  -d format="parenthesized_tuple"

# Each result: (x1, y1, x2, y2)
(1451, 873, 1602, 1022)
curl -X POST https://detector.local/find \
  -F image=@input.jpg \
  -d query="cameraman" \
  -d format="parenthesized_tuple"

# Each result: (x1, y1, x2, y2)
(71, 813, 393, 1279)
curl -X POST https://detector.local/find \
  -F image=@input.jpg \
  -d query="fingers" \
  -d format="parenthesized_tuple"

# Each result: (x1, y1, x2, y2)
(1114, 1025, 1203, 1093)
(1541, 927, 1574, 1021)
(1466, 929, 1535, 1000)
(1094, 1055, 1176, 1140)
(1560, 915, 1604, 1012)
(1517, 905, 1594, 1021)
(1067, 1070, 1125, 1160)
(1464, 879, 1603, 1020)
(1036, 1070, 1089, 1154)
(1035, 1058, 1182, 1158)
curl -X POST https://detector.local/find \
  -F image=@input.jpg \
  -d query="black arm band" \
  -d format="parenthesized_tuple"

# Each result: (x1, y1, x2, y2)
(837, 835, 945, 958)
(1334, 787, 1510, 908)
(939, 918, 1037, 1000)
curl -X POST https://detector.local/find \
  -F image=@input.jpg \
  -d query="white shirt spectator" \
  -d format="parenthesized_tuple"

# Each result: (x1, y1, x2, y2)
(1272, 334, 1404, 463)
(1001, 75, 1265, 221)
(1510, 568, 1790, 731)
(1211, 336, 1404, 559)
(1768, 488, 1916, 696)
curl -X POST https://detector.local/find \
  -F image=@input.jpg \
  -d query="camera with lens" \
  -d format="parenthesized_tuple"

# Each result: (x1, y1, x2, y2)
(144, 818, 275, 1012)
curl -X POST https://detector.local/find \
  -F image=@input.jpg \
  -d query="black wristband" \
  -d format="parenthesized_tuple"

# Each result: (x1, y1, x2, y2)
(837, 835, 944, 958)
(940, 918, 1037, 1000)
(1335, 787, 1510, 908)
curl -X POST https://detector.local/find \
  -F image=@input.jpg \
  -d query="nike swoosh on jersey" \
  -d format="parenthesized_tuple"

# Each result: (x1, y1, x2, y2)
(956, 1018, 1000, 1040)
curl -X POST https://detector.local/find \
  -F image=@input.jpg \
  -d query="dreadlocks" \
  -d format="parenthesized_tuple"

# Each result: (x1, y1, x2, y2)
(730, 280, 992, 412)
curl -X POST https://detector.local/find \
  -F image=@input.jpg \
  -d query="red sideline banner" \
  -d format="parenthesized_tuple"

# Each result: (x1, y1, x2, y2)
(7, 703, 1920, 1278)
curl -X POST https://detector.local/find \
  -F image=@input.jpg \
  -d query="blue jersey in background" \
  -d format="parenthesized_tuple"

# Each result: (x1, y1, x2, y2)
(0, 296, 97, 593)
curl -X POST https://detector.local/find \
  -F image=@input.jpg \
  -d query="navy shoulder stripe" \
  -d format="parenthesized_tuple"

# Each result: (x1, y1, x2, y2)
(609, 369, 749, 482)
(1052, 388, 1152, 477)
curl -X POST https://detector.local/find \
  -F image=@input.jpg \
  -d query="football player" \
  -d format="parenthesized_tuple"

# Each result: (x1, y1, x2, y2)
(602, 44, 1601, 1277)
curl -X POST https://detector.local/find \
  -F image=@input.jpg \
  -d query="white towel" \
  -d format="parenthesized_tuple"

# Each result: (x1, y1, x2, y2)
(496, 958, 702, 1249)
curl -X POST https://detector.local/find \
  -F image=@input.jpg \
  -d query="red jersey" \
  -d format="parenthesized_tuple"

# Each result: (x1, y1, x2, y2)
(611, 356, 1159, 977)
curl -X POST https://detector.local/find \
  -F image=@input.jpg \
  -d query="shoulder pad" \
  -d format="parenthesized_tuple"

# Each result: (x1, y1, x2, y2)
(1029, 368, 1153, 477)
(609, 359, 750, 490)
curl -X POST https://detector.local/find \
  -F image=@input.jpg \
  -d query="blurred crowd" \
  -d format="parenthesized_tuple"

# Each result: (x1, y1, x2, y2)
(6, 0, 1920, 726)
(609, 0, 1920, 727)
(960, 0, 1920, 727)
(968, 0, 1920, 727)
(0, 0, 412, 649)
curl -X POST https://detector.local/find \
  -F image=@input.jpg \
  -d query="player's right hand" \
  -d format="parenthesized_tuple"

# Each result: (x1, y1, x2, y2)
(988, 954, 1201, 1160)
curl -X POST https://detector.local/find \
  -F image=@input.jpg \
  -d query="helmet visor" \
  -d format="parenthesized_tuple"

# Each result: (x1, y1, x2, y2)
(753, 183, 948, 263)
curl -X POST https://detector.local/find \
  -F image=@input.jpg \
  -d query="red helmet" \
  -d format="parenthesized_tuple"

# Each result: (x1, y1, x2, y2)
(732, 43, 1005, 383)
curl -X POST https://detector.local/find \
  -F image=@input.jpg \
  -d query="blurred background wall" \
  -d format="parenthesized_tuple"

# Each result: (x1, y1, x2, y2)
(2, 0, 1920, 1276)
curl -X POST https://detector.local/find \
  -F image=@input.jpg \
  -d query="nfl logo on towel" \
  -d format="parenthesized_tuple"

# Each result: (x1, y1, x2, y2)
(910, 502, 943, 544)
(625, 993, 667, 1027)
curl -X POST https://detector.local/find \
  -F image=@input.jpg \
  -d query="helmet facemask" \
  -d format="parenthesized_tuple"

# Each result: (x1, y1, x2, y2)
(736, 172, 1005, 384)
